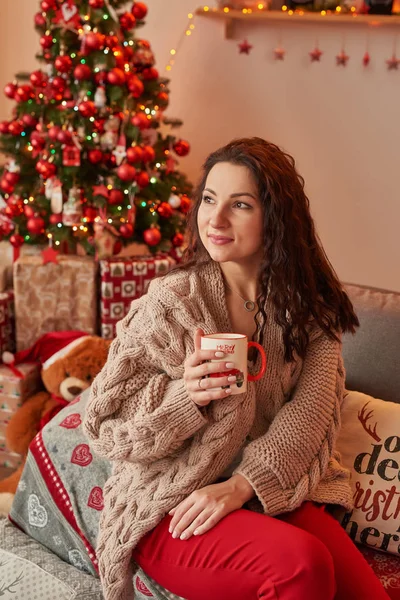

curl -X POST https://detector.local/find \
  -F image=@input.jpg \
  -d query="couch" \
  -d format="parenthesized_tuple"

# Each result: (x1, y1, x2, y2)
(0, 281, 399, 600)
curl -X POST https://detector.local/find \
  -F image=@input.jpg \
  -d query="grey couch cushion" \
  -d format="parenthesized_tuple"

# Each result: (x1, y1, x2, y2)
(343, 284, 400, 403)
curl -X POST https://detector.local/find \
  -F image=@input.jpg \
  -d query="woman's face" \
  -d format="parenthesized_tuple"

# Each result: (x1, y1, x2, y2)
(197, 162, 264, 267)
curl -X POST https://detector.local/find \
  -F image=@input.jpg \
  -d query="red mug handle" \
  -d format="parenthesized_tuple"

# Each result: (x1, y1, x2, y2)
(247, 342, 267, 382)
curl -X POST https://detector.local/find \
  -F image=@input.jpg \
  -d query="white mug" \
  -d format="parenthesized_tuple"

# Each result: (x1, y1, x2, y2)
(201, 333, 267, 395)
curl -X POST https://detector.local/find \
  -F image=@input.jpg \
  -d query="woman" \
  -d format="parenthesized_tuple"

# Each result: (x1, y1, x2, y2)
(84, 138, 390, 600)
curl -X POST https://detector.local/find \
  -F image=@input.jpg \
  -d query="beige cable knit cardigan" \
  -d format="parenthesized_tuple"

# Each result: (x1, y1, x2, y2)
(84, 260, 353, 600)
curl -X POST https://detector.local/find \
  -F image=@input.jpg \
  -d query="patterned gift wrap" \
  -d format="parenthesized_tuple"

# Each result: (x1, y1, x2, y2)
(0, 290, 15, 357)
(99, 254, 176, 340)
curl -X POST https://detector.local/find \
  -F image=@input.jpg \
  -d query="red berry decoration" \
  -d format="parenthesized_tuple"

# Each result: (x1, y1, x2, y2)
(172, 232, 184, 247)
(131, 112, 150, 130)
(173, 139, 190, 157)
(40, 34, 54, 49)
(126, 146, 143, 164)
(15, 85, 34, 103)
(127, 76, 144, 98)
(89, 0, 105, 6)
(117, 164, 136, 182)
(0, 121, 10, 134)
(143, 227, 161, 247)
(157, 91, 169, 110)
(9, 233, 24, 248)
(135, 171, 150, 188)
(88, 149, 103, 164)
(55, 55, 73, 74)
(142, 67, 158, 81)
(34, 12, 47, 28)
(132, 2, 148, 20)
(108, 189, 124, 205)
(27, 216, 45, 235)
(119, 223, 134, 238)
(105, 35, 119, 50)
(119, 12, 136, 30)
(73, 64, 92, 81)
(141, 145, 155, 163)
(8, 121, 24, 136)
(157, 202, 173, 219)
(179, 195, 191, 214)
(107, 68, 126, 86)
(78, 100, 96, 118)
(4, 82, 17, 99)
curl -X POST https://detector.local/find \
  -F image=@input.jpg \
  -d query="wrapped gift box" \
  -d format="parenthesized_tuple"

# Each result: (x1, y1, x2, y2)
(0, 290, 15, 357)
(14, 255, 99, 351)
(0, 438, 22, 469)
(99, 254, 176, 340)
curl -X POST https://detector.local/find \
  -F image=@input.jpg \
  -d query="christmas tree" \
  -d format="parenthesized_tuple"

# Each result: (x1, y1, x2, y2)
(0, 0, 192, 257)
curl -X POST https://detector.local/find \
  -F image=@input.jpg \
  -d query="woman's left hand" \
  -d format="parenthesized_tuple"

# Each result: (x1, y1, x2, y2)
(168, 474, 255, 540)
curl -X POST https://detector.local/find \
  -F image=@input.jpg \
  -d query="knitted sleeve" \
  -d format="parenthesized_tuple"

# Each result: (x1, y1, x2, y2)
(83, 280, 207, 463)
(234, 327, 345, 516)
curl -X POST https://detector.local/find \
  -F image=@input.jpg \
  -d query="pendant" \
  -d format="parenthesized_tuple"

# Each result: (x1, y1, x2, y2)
(244, 300, 255, 312)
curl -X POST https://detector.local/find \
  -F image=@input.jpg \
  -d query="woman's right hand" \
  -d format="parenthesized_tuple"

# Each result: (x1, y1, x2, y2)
(184, 329, 237, 407)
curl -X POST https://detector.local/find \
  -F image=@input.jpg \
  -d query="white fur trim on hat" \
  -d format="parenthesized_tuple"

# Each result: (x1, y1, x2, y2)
(42, 336, 90, 371)
(2, 351, 14, 365)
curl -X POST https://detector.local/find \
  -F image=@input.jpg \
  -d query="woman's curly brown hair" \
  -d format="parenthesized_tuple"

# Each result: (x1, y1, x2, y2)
(178, 137, 359, 362)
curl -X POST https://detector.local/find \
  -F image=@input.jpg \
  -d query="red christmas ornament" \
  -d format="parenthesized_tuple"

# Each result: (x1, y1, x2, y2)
(40, 34, 54, 49)
(132, 2, 148, 19)
(105, 35, 119, 50)
(34, 12, 47, 28)
(0, 121, 9, 134)
(363, 52, 371, 67)
(238, 39, 253, 55)
(49, 213, 63, 224)
(4, 82, 17, 99)
(157, 202, 173, 218)
(142, 67, 158, 80)
(143, 227, 161, 246)
(94, 70, 107, 85)
(103, 153, 117, 169)
(126, 146, 143, 164)
(8, 121, 24, 136)
(274, 47, 286, 61)
(108, 189, 124, 205)
(136, 171, 150, 188)
(0, 179, 14, 194)
(117, 164, 136, 182)
(41, 0, 57, 10)
(48, 124, 61, 140)
(15, 85, 34, 103)
(179, 195, 191, 214)
(51, 76, 67, 92)
(309, 47, 323, 62)
(30, 70, 47, 87)
(88, 149, 103, 164)
(119, 12, 136, 30)
(57, 129, 73, 145)
(93, 118, 105, 133)
(73, 64, 92, 81)
(89, 0, 105, 7)
(172, 232, 184, 247)
(119, 223, 134, 238)
(84, 206, 98, 222)
(24, 204, 35, 219)
(27, 216, 45, 235)
(9, 233, 24, 248)
(84, 32, 105, 52)
(4, 172, 20, 185)
(386, 54, 399, 70)
(21, 114, 37, 128)
(107, 68, 126, 86)
(173, 139, 190, 157)
(55, 55, 73, 74)
(30, 131, 46, 151)
(78, 100, 96, 118)
(141, 145, 155, 163)
(336, 50, 349, 67)
(36, 159, 56, 179)
(127, 76, 144, 98)
(131, 112, 150, 130)
(157, 91, 169, 109)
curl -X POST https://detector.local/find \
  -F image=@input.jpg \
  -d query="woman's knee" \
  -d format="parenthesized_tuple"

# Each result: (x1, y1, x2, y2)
(291, 532, 336, 600)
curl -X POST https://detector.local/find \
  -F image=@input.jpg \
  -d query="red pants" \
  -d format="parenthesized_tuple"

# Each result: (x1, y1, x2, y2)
(133, 502, 391, 600)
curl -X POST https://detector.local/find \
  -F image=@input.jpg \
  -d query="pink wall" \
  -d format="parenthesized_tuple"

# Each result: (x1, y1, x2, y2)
(1, 1, 399, 290)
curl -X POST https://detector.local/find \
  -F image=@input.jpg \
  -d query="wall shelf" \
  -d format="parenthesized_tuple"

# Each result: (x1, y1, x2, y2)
(195, 7, 400, 38)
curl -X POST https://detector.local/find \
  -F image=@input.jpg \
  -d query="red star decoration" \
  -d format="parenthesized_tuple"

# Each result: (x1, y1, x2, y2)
(363, 52, 371, 67)
(309, 47, 323, 62)
(238, 40, 253, 55)
(93, 184, 109, 198)
(386, 54, 399, 70)
(336, 50, 349, 67)
(42, 246, 59, 265)
(274, 47, 286, 61)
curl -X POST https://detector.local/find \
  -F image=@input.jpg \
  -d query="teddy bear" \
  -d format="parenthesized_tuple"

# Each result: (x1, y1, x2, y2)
(0, 331, 111, 515)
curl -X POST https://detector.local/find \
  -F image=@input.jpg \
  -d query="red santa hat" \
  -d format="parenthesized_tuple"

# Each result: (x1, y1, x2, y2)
(2, 331, 90, 374)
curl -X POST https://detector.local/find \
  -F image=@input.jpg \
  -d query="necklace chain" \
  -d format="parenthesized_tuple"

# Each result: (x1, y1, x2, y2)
(225, 282, 256, 313)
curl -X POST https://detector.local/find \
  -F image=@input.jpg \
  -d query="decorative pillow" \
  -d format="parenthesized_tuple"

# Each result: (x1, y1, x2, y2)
(336, 390, 400, 556)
